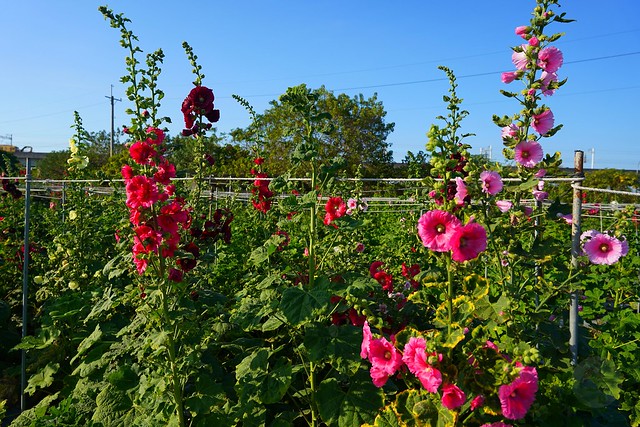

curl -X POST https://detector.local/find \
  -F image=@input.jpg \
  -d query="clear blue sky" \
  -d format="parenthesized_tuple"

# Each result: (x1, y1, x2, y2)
(1, 1, 639, 170)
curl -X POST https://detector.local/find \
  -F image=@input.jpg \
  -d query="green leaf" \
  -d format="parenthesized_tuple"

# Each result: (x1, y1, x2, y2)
(304, 324, 362, 374)
(107, 365, 139, 391)
(260, 357, 292, 404)
(317, 372, 383, 426)
(71, 324, 102, 364)
(280, 286, 330, 325)
(25, 362, 60, 395)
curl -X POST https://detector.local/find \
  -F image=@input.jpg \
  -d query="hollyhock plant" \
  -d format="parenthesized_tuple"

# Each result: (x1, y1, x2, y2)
(450, 219, 487, 262)
(480, 170, 504, 196)
(499, 366, 539, 420)
(417, 210, 461, 252)
(513, 140, 544, 168)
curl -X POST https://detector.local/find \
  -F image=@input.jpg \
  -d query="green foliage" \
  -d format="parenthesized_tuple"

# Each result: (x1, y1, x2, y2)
(231, 84, 395, 177)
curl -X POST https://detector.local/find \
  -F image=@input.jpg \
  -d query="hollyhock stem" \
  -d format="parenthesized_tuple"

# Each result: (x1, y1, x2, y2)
(156, 256, 185, 426)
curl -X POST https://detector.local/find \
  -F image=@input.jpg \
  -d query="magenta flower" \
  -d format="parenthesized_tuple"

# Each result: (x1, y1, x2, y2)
(532, 109, 555, 135)
(496, 200, 513, 213)
(583, 233, 624, 265)
(480, 171, 503, 196)
(441, 383, 466, 410)
(402, 336, 427, 374)
(471, 395, 485, 410)
(512, 45, 529, 70)
(540, 71, 558, 96)
(454, 177, 468, 205)
(368, 337, 403, 377)
(481, 423, 513, 427)
(417, 366, 443, 393)
(515, 25, 528, 38)
(534, 168, 547, 178)
(501, 123, 520, 140)
(514, 141, 544, 168)
(538, 46, 563, 73)
(417, 210, 461, 252)
(450, 220, 487, 262)
(361, 321, 372, 359)
(501, 71, 518, 84)
(499, 366, 538, 420)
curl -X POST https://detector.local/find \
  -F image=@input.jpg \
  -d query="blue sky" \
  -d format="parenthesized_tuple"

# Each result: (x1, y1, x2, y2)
(1, 1, 639, 170)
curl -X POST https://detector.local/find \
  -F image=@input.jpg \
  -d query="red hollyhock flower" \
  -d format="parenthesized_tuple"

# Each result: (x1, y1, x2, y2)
(129, 140, 156, 165)
(324, 197, 347, 227)
(126, 175, 159, 209)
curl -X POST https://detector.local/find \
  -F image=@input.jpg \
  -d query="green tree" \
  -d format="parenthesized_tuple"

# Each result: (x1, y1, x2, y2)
(231, 84, 395, 177)
(166, 131, 252, 177)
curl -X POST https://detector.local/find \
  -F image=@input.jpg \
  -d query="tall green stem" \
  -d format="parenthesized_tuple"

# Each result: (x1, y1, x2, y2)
(157, 259, 185, 427)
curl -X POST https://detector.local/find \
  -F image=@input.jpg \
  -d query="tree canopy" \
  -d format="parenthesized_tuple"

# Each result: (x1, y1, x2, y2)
(231, 84, 395, 177)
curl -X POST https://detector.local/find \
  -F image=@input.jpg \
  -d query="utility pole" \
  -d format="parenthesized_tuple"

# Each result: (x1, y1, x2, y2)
(590, 148, 595, 169)
(105, 85, 122, 157)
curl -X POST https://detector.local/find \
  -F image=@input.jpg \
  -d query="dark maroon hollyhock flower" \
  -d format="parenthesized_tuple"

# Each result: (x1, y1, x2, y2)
(205, 109, 220, 123)
(168, 268, 183, 282)
(177, 242, 200, 272)
(204, 153, 215, 166)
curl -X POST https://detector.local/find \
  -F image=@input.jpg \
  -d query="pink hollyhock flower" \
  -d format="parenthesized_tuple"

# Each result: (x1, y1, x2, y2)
(361, 321, 372, 359)
(496, 200, 513, 213)
(450, 220, 487, 262)
(370, 365, 391, 388)
(528, 36, 539, 46)
(538, 46, 563, 73)
(515, 25, 528, 38)
(512, 45, 529, 70)
(558, 213, 573, 224)
(417, 210, 461, 252)
(355, 242, 365, 253)
(501, 123, 520, 140)
(499, 366, 538, 420)
(532, 181, 548, 201)
(368, 337, 403, 377)
(540, 71, 558, 96)
(514, 141, 544, 168)
(402, 336, 427, 374)
(532, 109, 555, 135)
(534, 168, 547, 178)
(621, 238, 629, 256)
(347, 198, 358, 210)
(417, 366, 443, 393)
(501, 71, 518, 84)
(480, 171, 503, 196)
(522, 206, 534, 216)
(454, 177, 468, 205)
(471, 395, 485, 410)
(441, 383, 466, 410)
(583, 233, 624, 265)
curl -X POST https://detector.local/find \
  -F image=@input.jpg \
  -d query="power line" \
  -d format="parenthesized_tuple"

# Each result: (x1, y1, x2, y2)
(105, 85, 122, 157)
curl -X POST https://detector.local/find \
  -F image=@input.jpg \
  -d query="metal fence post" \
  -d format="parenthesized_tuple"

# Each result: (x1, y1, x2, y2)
(21, 157, 32, 412)
(570, 150, 584, 365)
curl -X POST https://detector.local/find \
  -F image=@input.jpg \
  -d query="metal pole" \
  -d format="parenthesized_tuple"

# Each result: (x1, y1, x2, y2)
(20, 156, 32, 412)
(570, 150, 584, 366)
